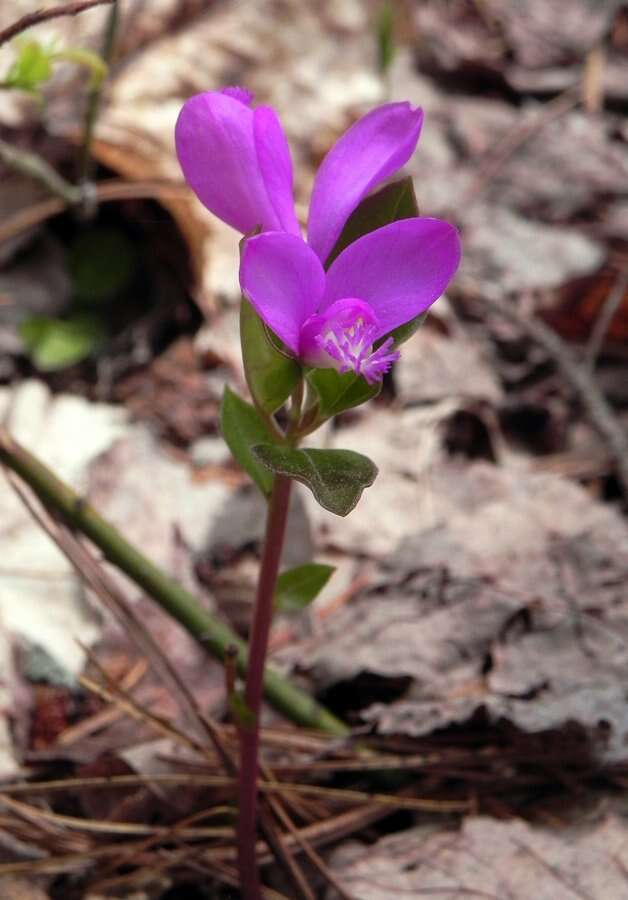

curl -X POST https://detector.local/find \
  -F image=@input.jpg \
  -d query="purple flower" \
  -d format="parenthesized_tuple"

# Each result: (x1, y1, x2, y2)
(240, 220, 460, 384)
(175, 87, 300, 237)
(175, 88, 461, 382)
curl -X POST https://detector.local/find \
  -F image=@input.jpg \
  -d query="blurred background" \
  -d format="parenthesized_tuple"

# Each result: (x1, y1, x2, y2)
(0, 2, 627, 897)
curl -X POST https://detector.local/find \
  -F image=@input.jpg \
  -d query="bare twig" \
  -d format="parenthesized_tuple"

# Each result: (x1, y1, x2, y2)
(257, 803, 316, 900)
(585, 269, 628, 371)
(264, 774, 356, 900)
(0, 177, 188, 244)
(2, 772, 467, 814)
(0, 0, 113, 48)
(0, 137, 81, 205)
(582, 46, 605, 114)
(466, 283, 628, 499)
(0, 794, 232, 839)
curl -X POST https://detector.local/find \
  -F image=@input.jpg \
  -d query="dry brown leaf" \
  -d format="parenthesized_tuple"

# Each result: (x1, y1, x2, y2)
(290, 414, 628, 756)
(395, 322, 502, 406)
(0, 381, 126, 674)
(461, 206, 605, 294)
(328, 814, 628, 900)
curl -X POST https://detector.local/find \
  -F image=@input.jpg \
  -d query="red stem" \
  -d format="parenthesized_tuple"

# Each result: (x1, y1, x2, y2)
(237, 474, 292, 899)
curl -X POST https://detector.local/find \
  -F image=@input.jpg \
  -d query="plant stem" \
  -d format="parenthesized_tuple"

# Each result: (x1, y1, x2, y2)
(78, 0, 119, 190)
(0, 428, 348, 737)
(237, 474, 292, 899)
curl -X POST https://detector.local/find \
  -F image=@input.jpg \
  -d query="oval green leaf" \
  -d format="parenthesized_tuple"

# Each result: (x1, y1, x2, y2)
(252, 444, 378, 516)
(19, 314, 103, 371)
(220, 386, 275, 496)
(240, 299, 301, 414)
(5, 40, 52, 91)
(274, 563, 335, 613)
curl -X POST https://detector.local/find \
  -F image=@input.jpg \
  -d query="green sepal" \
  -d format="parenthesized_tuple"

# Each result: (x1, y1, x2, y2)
(388, 310, 429, 348)
(325, 175, 419, 268)
(306, 368, 381, 421)
(240, 299, 301, 414)
(252, 444, 377, 516)
(220, 386, 275, 497)
(274, 563, 335, 613)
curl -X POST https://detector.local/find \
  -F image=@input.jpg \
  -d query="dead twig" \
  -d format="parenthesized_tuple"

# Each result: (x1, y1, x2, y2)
(2, 772, 467, 814)
(0, 794, 233, 840)
(466, 284, 628, 500)
(258, 799, 316, 900)
(0, 178, 189, 245)
(56, 657, 147, 745)
(0, 137, 81, 205)
(264, 769, 356, 900)
(461, 85, 580, 209)
(0, 0, 113, 48)
(585, 268, 628, 371)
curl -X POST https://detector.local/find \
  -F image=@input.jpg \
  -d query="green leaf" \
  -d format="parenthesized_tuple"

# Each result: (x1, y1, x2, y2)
(376, 0, 396, 75)
(252, 444, 377, 516)
(240, 299, 301, 414)
(220, 386, 275, 496)
(68, 226, 136, 303)
(274, 563, 335, 613)
(4, 40, 52, 91)
(2, 40, 107, 94)
(306, 368, 381, 420)
(325, 175, 419, 268)
(19, 314, 103, 371)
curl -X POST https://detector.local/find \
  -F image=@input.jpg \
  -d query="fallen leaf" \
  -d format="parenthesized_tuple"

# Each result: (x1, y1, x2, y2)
(288, 410, 628, 757)
(328, 814, 628, 900)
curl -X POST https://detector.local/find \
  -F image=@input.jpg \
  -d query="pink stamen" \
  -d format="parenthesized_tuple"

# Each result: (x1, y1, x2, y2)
(300, 298, 400, 383)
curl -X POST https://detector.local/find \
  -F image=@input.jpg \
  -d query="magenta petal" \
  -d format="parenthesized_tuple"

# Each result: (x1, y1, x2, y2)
(307, 102, 424, 264)
(175, 91, 296, 235)
(240, 233, 325, 353)
(254, 106, 300, 235)
(322, 218, 461, 338)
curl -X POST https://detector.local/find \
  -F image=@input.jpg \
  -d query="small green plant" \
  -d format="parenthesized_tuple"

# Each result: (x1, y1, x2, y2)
(19, 313, 104, 371)
(1, 37, 106, 98)
(19, 226, 137, 372)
